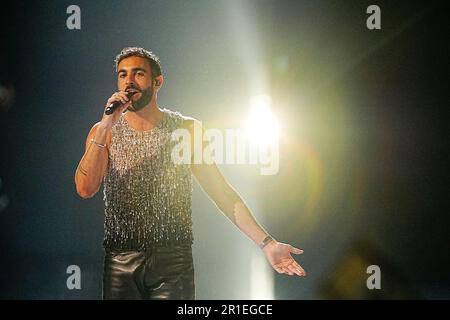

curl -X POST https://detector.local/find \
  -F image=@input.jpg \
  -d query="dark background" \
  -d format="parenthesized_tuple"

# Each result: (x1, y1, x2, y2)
(0, 0, 448, 299)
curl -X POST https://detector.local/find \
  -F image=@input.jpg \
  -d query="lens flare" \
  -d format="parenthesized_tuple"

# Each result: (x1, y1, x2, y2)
(244, 95, 280, 147)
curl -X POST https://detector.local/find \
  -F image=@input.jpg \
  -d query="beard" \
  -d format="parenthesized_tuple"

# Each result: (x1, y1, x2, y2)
(127, 85, 153, 112)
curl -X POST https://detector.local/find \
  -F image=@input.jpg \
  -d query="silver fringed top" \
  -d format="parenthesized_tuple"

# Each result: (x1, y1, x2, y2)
(102, 108, 193, 250)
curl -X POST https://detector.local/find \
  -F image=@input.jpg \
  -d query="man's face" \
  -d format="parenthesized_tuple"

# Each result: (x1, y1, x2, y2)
(117, 56, 154, 112)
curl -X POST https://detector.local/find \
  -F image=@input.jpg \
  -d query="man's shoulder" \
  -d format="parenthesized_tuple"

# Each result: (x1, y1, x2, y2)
(179, 115, 201, 130)
(162, 108, 201, 130)
(181, 115, 199, 123)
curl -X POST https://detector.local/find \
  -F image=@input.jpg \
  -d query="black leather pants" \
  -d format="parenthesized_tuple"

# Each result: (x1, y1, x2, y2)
(103, 245, 195, 300)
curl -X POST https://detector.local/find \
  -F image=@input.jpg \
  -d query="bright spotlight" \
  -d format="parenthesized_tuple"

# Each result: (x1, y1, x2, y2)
(244, 95, 280, 147)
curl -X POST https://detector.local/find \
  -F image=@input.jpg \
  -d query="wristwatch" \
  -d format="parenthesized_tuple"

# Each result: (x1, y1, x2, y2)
(259, 235, 274, 249)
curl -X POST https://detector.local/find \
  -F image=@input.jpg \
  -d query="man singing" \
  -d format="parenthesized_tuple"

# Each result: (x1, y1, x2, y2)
(74, 47, 306, 300)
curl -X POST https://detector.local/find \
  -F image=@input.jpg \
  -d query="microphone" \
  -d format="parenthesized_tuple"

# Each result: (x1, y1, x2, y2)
(104, 91, 137, 115)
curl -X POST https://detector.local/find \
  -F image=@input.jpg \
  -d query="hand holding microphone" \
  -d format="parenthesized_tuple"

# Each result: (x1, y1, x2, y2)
(100, 91, 137, 130)
(104, 91, 137, 115)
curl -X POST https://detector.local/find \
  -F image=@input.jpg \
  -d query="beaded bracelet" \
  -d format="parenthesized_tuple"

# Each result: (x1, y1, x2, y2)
(90, 138, 106, 148)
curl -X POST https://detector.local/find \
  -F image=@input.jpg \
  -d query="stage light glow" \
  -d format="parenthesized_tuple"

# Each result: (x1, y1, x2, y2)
(244, 95, 280, 147)
(250, 251, 274, 300)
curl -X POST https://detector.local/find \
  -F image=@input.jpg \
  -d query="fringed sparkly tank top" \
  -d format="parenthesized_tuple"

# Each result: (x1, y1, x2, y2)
(103, 108, 193, 250)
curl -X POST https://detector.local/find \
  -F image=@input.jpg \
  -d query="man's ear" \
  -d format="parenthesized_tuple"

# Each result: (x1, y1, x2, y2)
(154, 75, 164, 87)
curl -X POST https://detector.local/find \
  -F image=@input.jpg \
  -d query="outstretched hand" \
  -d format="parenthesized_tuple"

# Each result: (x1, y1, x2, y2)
(262, 241, 306, 276)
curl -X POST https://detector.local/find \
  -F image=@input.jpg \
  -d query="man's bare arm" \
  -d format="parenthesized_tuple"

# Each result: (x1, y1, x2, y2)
(183, 118, 267, 244)
(74, 123, 110, 198)
(185, 118, 305, 276)
(74, 91, 133, 199)
(192, 158, 270, 246)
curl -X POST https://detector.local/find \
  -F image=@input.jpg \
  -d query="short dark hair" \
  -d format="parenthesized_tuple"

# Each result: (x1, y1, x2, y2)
(114, 47, 162, 78)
